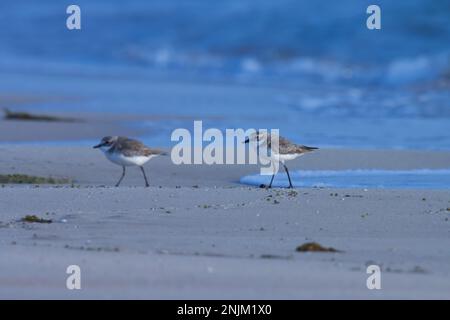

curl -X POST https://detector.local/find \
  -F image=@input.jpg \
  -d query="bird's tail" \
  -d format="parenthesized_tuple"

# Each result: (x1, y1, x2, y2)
(301, 145, 319, 152)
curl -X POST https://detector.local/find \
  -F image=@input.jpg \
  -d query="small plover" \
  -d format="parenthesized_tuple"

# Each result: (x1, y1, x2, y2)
(93, 136, 166, 187)
(245, 131, 318, 188)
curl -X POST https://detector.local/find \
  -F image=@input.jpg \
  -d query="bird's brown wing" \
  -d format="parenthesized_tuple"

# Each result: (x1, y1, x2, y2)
(277, 136, 319, 155)
(116, 137, 166, 157)
(143, 148, 168, 157)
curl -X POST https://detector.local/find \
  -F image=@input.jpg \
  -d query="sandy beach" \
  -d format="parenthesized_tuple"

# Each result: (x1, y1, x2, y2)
(1, 145, 449, 299)
(0, 0, 449, 303)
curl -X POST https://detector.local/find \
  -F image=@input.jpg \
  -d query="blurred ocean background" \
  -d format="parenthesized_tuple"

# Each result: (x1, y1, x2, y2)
(0, 0, 449, 149)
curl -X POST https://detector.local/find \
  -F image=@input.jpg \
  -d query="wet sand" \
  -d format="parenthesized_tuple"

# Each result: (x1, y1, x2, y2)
(0, 110, 156, 143)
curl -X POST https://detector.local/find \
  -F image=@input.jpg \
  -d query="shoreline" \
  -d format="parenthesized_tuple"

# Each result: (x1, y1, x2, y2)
(1, 146, 450, 187)
(2, 66, 450, 150)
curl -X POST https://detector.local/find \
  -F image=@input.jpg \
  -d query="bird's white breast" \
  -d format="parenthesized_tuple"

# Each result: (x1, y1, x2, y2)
(274, 153, 302, 162)
(254, 146, 302, 163)
(104, 151, 153, 167)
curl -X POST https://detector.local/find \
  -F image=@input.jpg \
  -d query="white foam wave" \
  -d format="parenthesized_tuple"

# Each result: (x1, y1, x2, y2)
(240, 169, 450, 189)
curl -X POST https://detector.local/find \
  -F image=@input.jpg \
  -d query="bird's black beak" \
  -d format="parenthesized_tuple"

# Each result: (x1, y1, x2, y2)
(93, 143, 105, 149)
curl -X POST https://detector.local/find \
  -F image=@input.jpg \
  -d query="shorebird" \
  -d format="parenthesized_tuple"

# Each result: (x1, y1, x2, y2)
(93, 136, 166, 187)
(245, 131, 318, 189)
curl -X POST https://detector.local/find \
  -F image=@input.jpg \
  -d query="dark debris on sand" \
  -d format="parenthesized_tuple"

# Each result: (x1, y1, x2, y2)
(3, 108, 80, 122)
(296, 242, 342, 253)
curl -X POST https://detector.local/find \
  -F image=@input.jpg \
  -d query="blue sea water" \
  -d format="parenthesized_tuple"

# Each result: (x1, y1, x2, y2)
(0, 0, 449, 150)
(240, 169, 450, 190)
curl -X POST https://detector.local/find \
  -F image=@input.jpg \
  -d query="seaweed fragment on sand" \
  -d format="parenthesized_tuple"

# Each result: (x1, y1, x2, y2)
(21, 215, 53, 224)
(0, 174, 71, 184)
(296, 242, 342, 253)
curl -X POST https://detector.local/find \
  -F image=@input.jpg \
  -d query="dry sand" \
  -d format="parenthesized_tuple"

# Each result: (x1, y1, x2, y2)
(0, 146, 449, 299)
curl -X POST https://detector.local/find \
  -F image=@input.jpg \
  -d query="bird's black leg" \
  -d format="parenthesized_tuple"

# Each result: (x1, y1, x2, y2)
(259, 174, 275, 189)
(116, 166, 126, 187)
(259, 161, 277, 189)
(283, 164, 294, 188)
(140, 166, 150, 187)
(268, 174, 275, 189)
